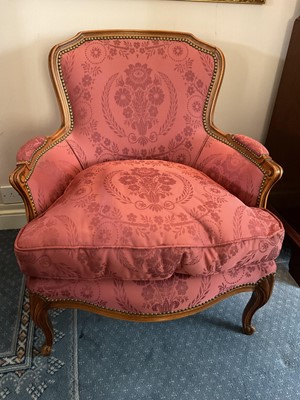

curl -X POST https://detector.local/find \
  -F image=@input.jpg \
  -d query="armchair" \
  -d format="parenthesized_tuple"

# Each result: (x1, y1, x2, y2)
(10, 30, 284, 356)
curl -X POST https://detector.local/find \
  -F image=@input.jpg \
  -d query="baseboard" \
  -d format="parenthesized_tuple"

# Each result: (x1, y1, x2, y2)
(0, 203, 27, 230)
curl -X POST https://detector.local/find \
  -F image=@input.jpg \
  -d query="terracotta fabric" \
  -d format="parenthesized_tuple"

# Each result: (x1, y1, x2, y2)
(15, 160, 284, 281)
(60, 39, 212, 167)
(16, 136, 47, 163)
(233, 134, 269, 156)
(23, 37, 269, 214)
(14, 34, 285, 320)
(26, 141, 83, 215)
(195, 136, 265, 206)
(26, 260, 277, 315)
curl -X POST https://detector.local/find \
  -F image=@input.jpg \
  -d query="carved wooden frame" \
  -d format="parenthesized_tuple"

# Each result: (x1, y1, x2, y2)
(10, 31, 280, 355)
(10, 30, 282, 222)
(30, 274, 275, 356)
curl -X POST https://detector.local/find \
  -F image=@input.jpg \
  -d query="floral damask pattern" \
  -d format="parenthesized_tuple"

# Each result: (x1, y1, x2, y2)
(174, 57, 209, 123)
(23, 35, 270, 220)
(233, 134, 269, 156)
(105, 166, 192, 212)
(102, 63, 177, 147)
(86, 39, 188, 62)
(59, 38, 214, 167)
(26, 259, 277, 316)
(195, 136, 266, 206)
(16, 136, 47, 162)
(16, 159, 284, 282)
(121, 275, 190, 314)
(26, 141, 83, 215)
(85, 42, 107, 64)
(14, 35, 285, 327)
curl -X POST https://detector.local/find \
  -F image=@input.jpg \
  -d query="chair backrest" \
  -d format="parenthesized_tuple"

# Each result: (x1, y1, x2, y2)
(11, 30, 283, 220)
(50, 30, 224, 169)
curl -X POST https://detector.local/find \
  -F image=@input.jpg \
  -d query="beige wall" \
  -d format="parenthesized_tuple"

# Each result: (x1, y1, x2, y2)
(1, 0, 300, 186)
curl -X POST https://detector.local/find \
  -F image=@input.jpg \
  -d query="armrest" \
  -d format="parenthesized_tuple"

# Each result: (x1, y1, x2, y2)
(195, 132, 282, 207)
(231, 134, 269, 157)
(16, 136, 48, 163)
(10, 135, 82, 220)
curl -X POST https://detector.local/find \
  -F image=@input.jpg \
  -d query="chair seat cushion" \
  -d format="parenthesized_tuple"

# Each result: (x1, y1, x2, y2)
(15, 160, 284, 281)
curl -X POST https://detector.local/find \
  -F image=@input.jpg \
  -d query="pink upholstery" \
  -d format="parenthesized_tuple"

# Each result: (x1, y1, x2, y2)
(60, 39, 211, 167)
(26, 260, 276, 315)
(195, 136, 266, 206)
(16, 136, 47, 163)
(12, 32, 285, 333)
(233, 134, 269, 156)
(23, 36, 268, 215)
(26, 141, 82, 215)
(15, 160, 283, 283)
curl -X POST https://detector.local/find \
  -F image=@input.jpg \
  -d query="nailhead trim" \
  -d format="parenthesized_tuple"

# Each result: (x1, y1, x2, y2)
(33, 273, 275, 318)
(25, 33, 268, 213)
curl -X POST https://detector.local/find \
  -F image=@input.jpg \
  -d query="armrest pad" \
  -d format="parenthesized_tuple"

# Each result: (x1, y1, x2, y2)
(232, 134, 269, 157)
(11, 139, 83, 219)
(16, 136, 47, 163)
(195, 135, 266, 207)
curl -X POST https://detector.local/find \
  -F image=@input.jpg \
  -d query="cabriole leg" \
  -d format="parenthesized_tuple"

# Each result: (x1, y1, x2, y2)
(242, 274, 275, 335)
(29, 292, 53, 356)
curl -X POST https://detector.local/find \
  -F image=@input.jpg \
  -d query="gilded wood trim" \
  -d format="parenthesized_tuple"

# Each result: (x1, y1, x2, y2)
(207, 127, 283, 207)
(9, 128, 69, 221)
(54, 28, 281, 202)
(10, 30, 281, 219)
(49, 29, 225, 143)
(29, 274, 275, 355)
(10, 30, 225, 220)
(29, 292, 53, 356)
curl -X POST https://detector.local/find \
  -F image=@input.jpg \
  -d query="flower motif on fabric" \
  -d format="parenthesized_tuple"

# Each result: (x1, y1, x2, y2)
(188, 96, 203, 119)
(118, 167, 176, 211)
(115, 88, 132, 107)
(248, 218, 268, 236)
(69, 60, 102, 109)
(61, 38, 217, 163)
(168, 42, 188, 62)
(85, 42, 107, 64)
(125, 63, 152, 90)
(174, 57, 211, 133)
(104, 166, 193, 212)
(101, 39, 169, 60)
(102, 63, 177, 147)
(75, 102, 93, 126)
(133, 275, 189, 313)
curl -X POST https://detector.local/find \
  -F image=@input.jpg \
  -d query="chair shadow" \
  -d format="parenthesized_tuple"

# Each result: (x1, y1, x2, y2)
(196, 314, 243, 334)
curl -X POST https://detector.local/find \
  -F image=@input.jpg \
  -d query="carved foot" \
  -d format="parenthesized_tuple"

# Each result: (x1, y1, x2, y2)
(29, 292, 54, 356)
(41, 345, 52, 356)
(242, 274, 275, 335)
(243, 324, 256, 335)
